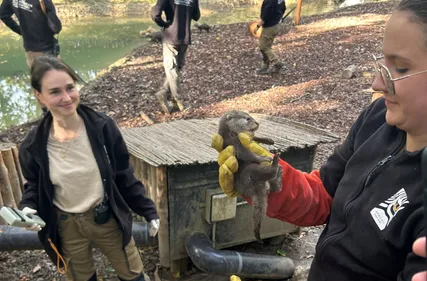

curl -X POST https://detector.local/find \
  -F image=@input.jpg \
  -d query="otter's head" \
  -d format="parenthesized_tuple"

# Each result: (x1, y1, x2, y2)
(219, 110, 259, 137)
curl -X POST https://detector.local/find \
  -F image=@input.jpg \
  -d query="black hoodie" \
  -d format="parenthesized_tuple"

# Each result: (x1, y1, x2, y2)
(310, 98, 425, 280)
(0, 0, 61, 52)
(18, 105, 159, 264)
(260, 0, 286, 28)
(151, 0, 200, 45)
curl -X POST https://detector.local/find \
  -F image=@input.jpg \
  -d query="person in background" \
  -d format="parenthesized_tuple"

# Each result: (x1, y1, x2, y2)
(212, 0, 427, 279)
(18, 56, 159, 281)
(0, 0, 62, 68)
(151, 0, 200, 114)
(253, 0, 286, 75)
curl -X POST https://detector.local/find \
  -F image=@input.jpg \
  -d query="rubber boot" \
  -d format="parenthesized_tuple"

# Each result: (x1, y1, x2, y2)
(155, 90, 172, 114)
(171, 96, 185, 112)
(256, 51, 270, 75)
(269, 61, 284, 74)
(256, 63, 270, 75)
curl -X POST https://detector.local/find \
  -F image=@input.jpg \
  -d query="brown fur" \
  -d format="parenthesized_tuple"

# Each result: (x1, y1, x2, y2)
(194, 23, 212, 32)
(218, 110, 283, 243)
(144, 31, 162, 43)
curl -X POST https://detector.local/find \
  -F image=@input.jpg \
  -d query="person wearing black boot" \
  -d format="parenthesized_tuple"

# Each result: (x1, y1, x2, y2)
(253, 0, 286, 75)
(151, 0, 200, 114)
(18, 56, 158, 281)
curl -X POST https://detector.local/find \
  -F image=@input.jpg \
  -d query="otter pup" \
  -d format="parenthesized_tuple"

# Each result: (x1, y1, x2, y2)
(144, 31, 162, 43)
(194, 23, 212, 32)
(218, 110, 283, 242)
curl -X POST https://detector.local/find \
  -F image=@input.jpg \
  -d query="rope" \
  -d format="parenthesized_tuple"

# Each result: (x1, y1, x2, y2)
(48, 238, 68, 274)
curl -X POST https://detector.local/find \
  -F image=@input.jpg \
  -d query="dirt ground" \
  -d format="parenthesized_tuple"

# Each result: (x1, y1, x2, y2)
(0, 2, 394, 280)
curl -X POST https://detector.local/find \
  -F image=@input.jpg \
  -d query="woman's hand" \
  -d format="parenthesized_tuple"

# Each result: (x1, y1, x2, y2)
(22, 207, 42, 232)
(149, 219, 160, 237)
(211, 132, 272, 197)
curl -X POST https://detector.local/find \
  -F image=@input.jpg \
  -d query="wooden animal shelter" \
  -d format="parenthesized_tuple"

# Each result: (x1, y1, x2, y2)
(120, 114, 338, 273)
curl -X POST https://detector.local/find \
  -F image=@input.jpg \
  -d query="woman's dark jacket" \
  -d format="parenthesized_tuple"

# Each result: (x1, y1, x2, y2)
(18, 104, 159, 263)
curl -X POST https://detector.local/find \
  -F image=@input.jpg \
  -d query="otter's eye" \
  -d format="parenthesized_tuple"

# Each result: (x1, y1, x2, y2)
(245, 117, 251, 121)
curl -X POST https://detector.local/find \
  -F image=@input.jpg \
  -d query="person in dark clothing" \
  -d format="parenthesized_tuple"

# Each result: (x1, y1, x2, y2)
(18, 56, 159, 281)
(151, 0, 200, 114)
(0, 0, 62, 68)
(253, 0, 286, 75)
(212, 0, 427, 280)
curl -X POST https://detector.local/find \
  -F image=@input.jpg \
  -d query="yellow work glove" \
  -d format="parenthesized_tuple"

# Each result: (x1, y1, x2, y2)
(211, 132, 272, 198)
(230, 275, 242, 281)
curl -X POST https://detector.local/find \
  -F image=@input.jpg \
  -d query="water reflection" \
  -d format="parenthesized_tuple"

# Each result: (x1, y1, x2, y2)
(0, 74, 39, 129)
(0, 69, 98, 130)
(0, 17, 150, 130)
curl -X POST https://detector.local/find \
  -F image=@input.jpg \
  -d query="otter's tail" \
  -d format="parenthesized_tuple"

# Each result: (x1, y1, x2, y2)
(253, 191, 268, 243)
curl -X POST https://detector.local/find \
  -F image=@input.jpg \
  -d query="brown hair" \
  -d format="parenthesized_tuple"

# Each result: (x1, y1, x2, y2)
(30, 56, 85, 92)
(396, 0, 427, 38)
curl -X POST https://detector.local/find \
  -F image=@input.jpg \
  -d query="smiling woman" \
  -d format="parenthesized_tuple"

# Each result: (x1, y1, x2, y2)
(17, 55, 160, 281)
(31, 56, 83, 125)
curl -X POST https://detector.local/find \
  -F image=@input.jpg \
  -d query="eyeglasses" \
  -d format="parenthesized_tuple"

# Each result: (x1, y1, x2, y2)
(373, 54, 427, 95)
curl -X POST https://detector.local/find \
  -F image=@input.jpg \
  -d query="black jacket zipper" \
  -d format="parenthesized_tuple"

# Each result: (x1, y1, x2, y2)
(363, 155, 393, 188)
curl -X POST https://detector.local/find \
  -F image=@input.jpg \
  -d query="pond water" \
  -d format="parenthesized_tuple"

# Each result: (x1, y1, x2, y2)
(0, 0, 345, 130)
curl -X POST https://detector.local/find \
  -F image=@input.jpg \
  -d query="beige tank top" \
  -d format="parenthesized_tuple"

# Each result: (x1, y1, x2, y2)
(47, 124, 104, 213)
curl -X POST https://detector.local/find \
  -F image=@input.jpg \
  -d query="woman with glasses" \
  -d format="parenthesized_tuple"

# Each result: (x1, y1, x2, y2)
(211, 0, 427, 280)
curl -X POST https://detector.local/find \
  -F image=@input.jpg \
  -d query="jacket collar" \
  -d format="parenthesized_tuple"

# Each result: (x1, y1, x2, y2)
(26, 104, 108, 156)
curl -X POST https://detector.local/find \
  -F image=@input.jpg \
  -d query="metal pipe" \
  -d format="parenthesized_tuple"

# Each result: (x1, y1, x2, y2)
(0, 222, 157, 251)
(185, 232, 295, 280)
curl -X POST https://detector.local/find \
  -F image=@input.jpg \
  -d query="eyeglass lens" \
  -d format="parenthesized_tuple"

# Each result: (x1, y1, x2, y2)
(380, 67, 395, 95)
(374, 60, 395, 95)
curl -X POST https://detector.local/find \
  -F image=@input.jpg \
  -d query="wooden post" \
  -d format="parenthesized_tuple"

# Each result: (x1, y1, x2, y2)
(155, 166, 171, 268)
(0, 180, 3, 207)
(0, 151, 16, 208)
(11, 146, 25, 193)
(0, 143, 25, 208)
(1, 144, 22, 204)
(295, 0, 303, 25)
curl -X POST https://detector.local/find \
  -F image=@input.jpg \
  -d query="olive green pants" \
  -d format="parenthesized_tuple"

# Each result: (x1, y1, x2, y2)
(259, 23, 281, 66)
(56, 209, 144, 281)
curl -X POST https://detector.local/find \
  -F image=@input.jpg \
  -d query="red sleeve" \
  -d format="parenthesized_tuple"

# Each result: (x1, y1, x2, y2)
(243, 158, 332, 226)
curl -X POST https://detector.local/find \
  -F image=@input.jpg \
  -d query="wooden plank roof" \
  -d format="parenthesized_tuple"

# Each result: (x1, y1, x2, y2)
(121, 114, 339, 167)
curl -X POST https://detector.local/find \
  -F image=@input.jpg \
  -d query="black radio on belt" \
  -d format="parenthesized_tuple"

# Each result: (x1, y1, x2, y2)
(94, 201, 110, 225)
